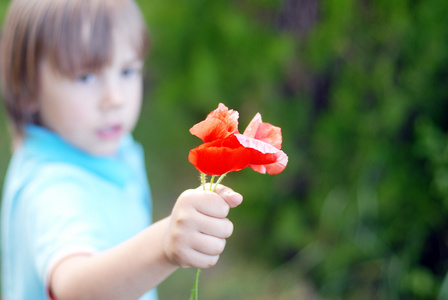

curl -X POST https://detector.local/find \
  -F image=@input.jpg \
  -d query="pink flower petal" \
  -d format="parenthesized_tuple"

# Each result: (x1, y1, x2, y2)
(242, 113, 262, 138)
(243, 113, 282, 150)
(235, 133, 288, 175)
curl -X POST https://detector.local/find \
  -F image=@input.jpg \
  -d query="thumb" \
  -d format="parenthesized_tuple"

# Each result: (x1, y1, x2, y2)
(214, 185, 243, 208)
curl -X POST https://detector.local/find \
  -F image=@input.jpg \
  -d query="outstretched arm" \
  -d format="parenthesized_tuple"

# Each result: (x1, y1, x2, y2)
(49, 185, 243, 300)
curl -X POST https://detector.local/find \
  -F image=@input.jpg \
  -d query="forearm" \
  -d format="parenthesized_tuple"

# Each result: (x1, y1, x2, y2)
(50, 217, 178, 300)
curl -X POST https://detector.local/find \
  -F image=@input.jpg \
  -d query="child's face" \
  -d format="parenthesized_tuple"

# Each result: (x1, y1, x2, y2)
(37, 33, 144, 156)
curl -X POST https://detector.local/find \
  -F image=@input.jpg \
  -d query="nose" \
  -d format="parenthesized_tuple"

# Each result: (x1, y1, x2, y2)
(100, 78, 124, 110)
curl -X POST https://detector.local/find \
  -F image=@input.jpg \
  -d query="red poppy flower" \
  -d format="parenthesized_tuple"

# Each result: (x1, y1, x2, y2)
(189, 103, 239, 143)
(188, 134, 277, 176)
(241, 113, 287, 175)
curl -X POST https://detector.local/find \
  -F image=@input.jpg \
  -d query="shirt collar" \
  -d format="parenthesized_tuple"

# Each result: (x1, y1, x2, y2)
(22, 125, 135, 186)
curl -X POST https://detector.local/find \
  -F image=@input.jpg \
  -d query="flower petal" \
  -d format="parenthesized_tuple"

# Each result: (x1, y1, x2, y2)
(243, 113, 282, 150)
(188, 135, 277, 175)
(242, 113, 262, 138)
(189, 103, 239, 142)
(261, 151, 289, 175)
(235, 133, 288, 175)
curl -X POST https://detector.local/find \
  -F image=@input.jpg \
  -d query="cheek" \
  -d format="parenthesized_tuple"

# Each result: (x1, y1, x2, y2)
(127, 82, 143, 116)
(40, 95, 95, 133)
(128, 96, 143, 132)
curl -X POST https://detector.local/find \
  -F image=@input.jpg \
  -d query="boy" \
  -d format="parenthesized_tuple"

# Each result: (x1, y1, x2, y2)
(0, 0, 242, 299)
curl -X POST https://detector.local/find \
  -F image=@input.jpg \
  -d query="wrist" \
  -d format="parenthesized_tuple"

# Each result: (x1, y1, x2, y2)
(161, 216, 182, 268)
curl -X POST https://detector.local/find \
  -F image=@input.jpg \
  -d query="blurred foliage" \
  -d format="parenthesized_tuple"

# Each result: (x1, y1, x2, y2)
(1, 0, 448, 299)
(135, 0, 448, 298)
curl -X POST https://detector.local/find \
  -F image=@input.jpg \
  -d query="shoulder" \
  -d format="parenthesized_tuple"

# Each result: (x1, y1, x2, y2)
(2, 151, 90, 208)
(28, 161, 100, 190)
(21, 162, 95, 212)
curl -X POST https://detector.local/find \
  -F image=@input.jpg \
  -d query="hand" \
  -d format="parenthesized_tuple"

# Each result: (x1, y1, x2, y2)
(164, 185, 243, 269)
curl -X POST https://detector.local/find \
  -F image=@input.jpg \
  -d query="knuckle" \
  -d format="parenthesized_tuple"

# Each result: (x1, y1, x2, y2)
(218, 238, 226, 253)
(173, 210, 193, 229)
(223, 219, 234, 238)
(214, 200, 229, 217)
(210, 238, 226, 255)
(174, 214, 186, 227)
(222, 203, 230, 217)
(206, 255, 219, 268)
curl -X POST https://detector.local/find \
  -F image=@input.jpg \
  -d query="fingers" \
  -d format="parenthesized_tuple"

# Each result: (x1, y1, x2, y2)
(196, 184, 243, 209)
(176, 250, 220, 269)
(182, 189, 232, 219)
(188, 235, 226, 268)
(167, 243, 221, 269)
(197, 214, 234, 239)
(196, 192, 230, 218)
(191, 234, 226, 257)
(171, 201, 234, 239)
(166, 185, 242, 268)
(166, 219, 228, 268)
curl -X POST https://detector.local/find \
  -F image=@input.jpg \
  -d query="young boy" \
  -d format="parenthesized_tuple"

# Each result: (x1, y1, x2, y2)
(0, 0, 243, 299)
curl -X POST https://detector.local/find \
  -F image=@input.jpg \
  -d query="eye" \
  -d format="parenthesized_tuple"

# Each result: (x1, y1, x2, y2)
(121, 67, 141, 78)
(121, 68, 135, 77)
(75, 73, 96, 84)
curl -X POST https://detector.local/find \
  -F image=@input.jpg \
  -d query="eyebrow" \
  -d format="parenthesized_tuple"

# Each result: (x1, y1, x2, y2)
(121, 58, 144, 67)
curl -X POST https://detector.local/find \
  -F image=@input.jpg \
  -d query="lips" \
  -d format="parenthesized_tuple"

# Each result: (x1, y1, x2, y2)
(96, 124, 123, 139)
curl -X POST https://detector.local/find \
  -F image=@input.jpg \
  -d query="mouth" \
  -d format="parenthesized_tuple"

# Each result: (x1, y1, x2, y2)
(97, 124, 123, 140)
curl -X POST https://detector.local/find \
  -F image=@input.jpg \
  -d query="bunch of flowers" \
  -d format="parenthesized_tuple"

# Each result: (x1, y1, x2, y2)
(187, 103, 288, 299)
(189, 103, 288, 186)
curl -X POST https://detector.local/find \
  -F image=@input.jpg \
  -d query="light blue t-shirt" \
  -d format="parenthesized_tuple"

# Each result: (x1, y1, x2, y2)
(1, 125, 157, 300)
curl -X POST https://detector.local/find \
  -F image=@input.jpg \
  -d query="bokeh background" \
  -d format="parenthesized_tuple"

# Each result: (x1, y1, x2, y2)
(1, 0, 448, 299)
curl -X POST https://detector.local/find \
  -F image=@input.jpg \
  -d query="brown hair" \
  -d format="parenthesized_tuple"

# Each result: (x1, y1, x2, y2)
(0, 0, 149, 139)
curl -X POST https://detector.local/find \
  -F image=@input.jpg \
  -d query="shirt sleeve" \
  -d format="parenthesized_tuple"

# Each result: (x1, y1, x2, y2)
(22, 171, 108, 291)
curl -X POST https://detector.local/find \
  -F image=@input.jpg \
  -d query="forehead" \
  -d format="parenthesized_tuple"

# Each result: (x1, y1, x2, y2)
(110, 30, 144, 65)
(45, 0, 148, 75)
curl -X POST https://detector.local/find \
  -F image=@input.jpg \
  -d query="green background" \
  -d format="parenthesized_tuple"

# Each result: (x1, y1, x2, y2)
(1, 0, 448, 299)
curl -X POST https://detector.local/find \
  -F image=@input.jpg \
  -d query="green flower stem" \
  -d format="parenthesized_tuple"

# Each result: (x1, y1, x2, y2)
(213, 173, 227, 192)
(200, 173, 228, 192)
(201, 173, 206, 191)
(189, 268, 201, 300)
(209, 176, 215, 191)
